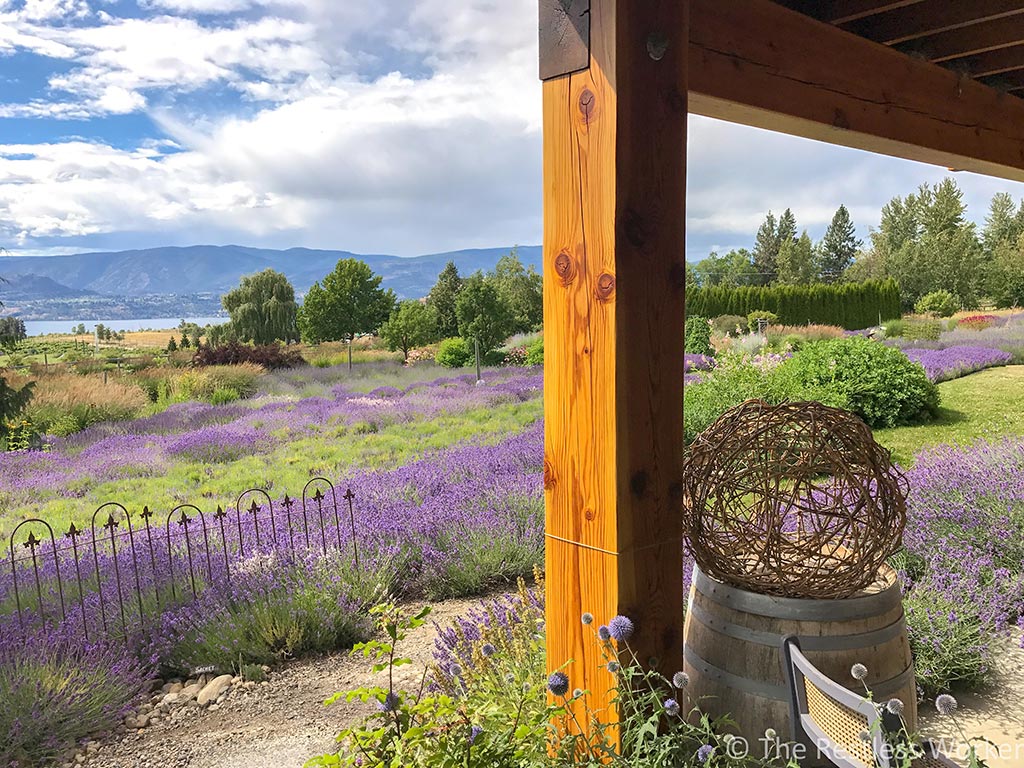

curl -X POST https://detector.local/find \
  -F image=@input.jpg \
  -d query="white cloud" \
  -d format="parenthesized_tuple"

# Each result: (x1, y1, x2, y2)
(3, 0, 1024, 262)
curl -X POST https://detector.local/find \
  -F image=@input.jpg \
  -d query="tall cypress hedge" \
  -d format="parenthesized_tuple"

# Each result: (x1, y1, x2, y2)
(686, 279, 900, 330)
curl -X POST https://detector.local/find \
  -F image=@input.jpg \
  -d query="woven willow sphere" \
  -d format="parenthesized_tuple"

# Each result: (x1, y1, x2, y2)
(683, 400, 907, 599)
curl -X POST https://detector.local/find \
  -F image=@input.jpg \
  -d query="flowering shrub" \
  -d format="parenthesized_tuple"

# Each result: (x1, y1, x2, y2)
(956, 315, 998, 332)
(311, 601, 795, 768)
(0, 638, 148, 766)
(902, 345, 1012, 383)
(899, 438, 1024, 694)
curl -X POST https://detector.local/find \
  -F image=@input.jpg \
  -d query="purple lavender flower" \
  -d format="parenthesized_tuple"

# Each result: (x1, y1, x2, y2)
(377, 691, 400, 712)
(608, 615, 634, 642)
(547, 671, 570, 697)
(468, 725, 483, 744)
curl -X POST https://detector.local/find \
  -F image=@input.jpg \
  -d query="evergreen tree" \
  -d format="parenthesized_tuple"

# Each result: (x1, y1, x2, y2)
(180, 333, 191, 349)
(428, 261, 463, 338)
(776, 208, 798, 249)
(752, 211, 779, 284)
(167, 336, 178, 353)
(298, 259, 396, 345)
(777, 231, 818, 284)
(817, 205, 862, 283)
(222, 269, 300, 345)
(982, 192, 1022, 255)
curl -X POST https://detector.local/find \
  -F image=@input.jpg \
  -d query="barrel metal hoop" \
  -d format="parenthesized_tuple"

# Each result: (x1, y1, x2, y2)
(693, 567, 902, 621)
(684, 645, 788, 701)
(684, 646, 916, 704)
(688, 601, 908, 651)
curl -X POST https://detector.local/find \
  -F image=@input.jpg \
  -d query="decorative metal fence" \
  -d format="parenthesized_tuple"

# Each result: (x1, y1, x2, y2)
(2, 477, 360, 645)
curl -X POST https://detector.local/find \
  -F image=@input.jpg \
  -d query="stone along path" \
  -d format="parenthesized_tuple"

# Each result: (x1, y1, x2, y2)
(73, 598, 481, 768)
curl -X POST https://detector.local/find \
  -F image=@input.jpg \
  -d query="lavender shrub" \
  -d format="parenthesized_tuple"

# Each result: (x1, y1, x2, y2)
(903, 345, 1012, 383)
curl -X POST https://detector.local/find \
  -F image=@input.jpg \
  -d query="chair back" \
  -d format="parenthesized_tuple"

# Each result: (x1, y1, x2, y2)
(782, 636, 888, 768)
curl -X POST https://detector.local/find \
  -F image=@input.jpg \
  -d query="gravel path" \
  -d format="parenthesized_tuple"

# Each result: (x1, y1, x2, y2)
(74, 598, 482, 768)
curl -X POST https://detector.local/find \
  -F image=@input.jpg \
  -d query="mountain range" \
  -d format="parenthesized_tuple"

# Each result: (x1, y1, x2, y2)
(0, 244, 543, 304)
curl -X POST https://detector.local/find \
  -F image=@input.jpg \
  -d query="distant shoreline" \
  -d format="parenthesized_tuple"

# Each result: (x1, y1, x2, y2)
(24, 317, 227, 337)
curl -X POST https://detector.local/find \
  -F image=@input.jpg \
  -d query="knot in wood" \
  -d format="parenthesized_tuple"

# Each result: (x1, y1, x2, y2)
(554, 250, 577, 286)
(646, 32, 669, 61)
(595, 272, 616, 301)
(578, 88, 596, 124)
(543, 457, 556, 489)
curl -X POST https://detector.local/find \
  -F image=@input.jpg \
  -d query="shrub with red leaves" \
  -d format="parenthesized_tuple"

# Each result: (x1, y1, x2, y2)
(191, 341, 306, 370)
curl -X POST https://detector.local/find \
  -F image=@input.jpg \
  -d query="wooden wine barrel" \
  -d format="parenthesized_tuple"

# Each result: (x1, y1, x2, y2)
(683, 564, 917, 743)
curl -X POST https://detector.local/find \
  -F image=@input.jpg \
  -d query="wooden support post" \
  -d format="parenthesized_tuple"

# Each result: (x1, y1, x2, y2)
(542, 0, 688, 730)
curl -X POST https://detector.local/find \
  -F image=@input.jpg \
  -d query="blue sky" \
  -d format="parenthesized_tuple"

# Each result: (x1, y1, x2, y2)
(2, 0, 1024, 263)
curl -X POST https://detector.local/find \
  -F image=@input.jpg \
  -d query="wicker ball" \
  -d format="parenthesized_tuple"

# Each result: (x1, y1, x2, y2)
(683, 399, 907, 599)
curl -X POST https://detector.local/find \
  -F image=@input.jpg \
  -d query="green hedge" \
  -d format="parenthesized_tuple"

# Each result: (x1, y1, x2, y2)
(686, 279, 900, 330)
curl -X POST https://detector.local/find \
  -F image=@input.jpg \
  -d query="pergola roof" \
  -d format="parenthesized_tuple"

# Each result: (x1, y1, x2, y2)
(778, 1, 1024, 94)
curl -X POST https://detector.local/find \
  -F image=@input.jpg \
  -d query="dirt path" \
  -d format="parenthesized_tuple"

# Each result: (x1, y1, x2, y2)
(918, 642, 1024, 768)
(78, 598, 481, 768)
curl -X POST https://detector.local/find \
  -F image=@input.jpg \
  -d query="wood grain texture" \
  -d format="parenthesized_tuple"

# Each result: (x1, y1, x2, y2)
(688, 0, 1024, 183)
(542, 0, 687, 732)
(897, 14, 1024, 62)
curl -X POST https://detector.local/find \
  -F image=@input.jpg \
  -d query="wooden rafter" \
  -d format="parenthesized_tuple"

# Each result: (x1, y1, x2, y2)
(689, 0, 1024, 182)
(843, 0, 1024, 46)
(896, 15, 1024, 62)
(950, 44, 1024, 77)
(777, 0, 924, 25)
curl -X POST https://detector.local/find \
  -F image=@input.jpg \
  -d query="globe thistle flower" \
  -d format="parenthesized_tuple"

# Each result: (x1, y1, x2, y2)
(851, 663, 868, 681)
(935, 694, 958, 716)
(547, 671, 570, 697)
(504, 672, 516, 684)
(449, 663, 463, 678)
(673, 671, 690, 689)
(697, 744, 715, 763)
(377, 691, 400, 712)
(607, 661, 620, 673)
(608, 615, 635, 642)
(581, 612, 594, 625)
(597, 625, 611, 641)
(481, 643, 496, 657)
(764, 728, 777, 741)
(885, 698, 905, 716)
(664, 698, 680, 717)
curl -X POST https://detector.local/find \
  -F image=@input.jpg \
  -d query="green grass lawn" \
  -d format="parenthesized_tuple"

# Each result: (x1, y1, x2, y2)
(874, 365, 1024, 465)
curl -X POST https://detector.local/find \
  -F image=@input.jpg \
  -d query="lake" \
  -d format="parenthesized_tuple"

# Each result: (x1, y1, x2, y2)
(24, 317, 227, 337)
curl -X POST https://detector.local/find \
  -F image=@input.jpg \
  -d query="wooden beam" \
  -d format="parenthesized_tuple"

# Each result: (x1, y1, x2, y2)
(688, 0, 1024, 183)
(543, 0, 687, 732)
(948, 43, 1024, 77)
(897, 15, 1024, 63)
(843, 0, 1024, 45)
(777, 0, 924, 25)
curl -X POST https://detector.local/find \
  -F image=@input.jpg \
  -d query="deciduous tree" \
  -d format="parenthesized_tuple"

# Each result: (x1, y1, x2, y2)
(490, 249, 542, 333)
(455, 272, 514, 355)
(222, 269, 299, 345)
(298, 259, 395, 345)
(380, 301, 437, 361)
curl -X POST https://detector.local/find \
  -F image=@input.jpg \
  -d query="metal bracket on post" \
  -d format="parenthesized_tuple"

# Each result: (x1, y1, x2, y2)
(539, 0, 591, 81)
